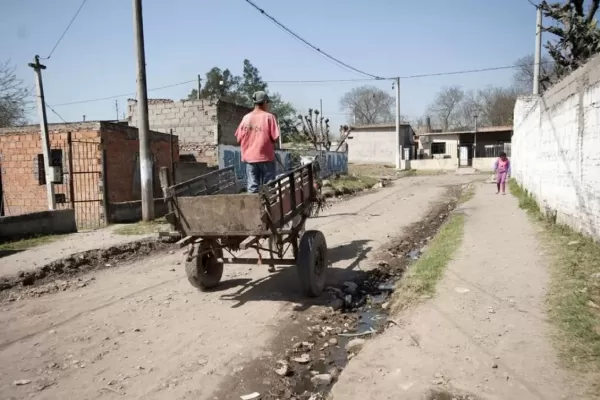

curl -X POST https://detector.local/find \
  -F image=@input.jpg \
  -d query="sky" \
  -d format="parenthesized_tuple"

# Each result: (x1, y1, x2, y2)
(0, 0, 546, 129)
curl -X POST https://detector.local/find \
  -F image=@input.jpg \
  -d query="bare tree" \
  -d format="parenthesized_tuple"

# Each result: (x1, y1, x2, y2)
(541, 0, 600, 79)
(475, 86, 519, 126)
(513, 54, 555, 94)
(427, 86, 465, 131)
(296, 108, 353, 152)
(339, 85, 394, 125)
(0, 60, 29, 128)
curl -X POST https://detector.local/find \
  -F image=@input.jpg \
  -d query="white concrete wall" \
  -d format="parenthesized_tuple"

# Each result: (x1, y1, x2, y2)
(513, 53, 600, 240)
(411, 158, 458, 171)
(420, 134, 459, 158)
(347, 126, 413, 164)
(472, 157, 497, 171)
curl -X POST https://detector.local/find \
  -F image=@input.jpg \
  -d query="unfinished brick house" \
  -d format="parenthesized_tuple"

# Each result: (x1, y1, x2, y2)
(127, 98, 250, 164)
(0, 121, 178, 229)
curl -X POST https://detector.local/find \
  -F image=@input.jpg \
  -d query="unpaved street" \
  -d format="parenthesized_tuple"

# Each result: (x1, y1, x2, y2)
(0, 175, 473, 400)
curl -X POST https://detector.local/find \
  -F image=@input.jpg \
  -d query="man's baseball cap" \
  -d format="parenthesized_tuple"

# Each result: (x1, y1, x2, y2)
(253, 91, 270, 104)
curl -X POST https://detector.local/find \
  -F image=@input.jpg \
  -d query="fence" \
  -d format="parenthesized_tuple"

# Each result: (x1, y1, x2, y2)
(481, 143, 511, 158)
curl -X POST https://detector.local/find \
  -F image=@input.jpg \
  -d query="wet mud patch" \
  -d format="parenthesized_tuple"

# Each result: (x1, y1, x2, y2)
(0, 237, 177, 302)
(426, 388, 480, 400)
(211, 184, 470, 400)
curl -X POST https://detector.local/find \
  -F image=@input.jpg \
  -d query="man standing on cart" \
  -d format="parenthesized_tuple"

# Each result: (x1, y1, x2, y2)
(235, 91, 281, 193)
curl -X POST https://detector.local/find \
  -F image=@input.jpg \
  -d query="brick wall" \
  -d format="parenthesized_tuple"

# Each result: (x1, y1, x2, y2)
(128, 99, 249, 164)
(512, 53, 600, 240)
(101, 122, 178, 202)
(0, 124, 101, 218)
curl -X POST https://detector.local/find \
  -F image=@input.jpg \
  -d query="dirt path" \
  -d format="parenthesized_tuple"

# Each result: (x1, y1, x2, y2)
(331, 183, 582, 400)
(0, 175, 473, 400)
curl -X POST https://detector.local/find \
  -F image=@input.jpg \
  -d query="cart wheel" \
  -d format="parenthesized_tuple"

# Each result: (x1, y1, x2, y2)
(185, 246, 224, 291)
(296, 230, 328, 297)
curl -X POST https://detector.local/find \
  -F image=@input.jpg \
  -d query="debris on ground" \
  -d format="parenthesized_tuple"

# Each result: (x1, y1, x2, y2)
(240, 392, 261, 400)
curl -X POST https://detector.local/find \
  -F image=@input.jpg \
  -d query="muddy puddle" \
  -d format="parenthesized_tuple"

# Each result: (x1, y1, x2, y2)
(214, 184, 468, 400)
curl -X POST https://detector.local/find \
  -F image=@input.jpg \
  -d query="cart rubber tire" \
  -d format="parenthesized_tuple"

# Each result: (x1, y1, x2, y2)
(296, 230, 328, 297)
(185, 248, 224, 291)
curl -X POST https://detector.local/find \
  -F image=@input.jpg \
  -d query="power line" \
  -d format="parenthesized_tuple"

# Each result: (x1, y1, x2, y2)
(25, 61, 552, 110)
(46, 104, 68, 123)
(242, 0, 385, 80)
(526, 0, 540, 8)
(43, 0, 90, 59)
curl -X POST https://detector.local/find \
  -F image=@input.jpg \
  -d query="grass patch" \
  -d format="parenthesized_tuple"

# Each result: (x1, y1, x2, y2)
(328, 175, 379, 195)
(0, 234, 67, 251)
(392, 213, 466, 310)
(458, 184, 476, 204)
(112, 217, 167, 236)
(509, 179, 600, 381)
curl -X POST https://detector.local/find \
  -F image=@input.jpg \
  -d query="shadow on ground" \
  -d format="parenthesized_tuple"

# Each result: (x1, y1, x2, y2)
(217, 239, 373, 310)
(0, 249, 24, 259)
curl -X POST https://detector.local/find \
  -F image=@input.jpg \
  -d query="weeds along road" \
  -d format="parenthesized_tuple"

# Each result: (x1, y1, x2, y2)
(0, 174, 475, 400)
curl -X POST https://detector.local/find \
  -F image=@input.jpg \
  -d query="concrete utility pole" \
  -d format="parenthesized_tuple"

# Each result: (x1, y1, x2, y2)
(394, 77, 401, 169)
(197, 74, 202, 100)
(132, 0, 154, 220)
(533, 5, 543, 95)
(115, 100, 120, 121)
(319, 99, 323, 116)
(28, 55, 56, 210)
(473, 114, 479, 158)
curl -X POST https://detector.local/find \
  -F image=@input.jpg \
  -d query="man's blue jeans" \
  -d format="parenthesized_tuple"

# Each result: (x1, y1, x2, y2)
(246, 161, 276, 193)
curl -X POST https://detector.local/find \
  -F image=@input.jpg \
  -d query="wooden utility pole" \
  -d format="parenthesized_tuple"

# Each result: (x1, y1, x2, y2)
(28, 55, 56, 210)
(132, 0, 154, 221)
(197, 75, 202, 100)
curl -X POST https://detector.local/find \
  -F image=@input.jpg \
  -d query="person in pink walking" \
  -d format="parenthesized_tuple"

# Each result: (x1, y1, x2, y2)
(235, 91, 280, 193)
(493, 152, 511, 195)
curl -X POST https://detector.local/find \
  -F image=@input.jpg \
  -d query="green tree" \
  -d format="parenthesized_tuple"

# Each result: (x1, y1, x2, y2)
(541, 0, 600, 79)
(187, 67, 242, 103)
(186, 60, 298, 139)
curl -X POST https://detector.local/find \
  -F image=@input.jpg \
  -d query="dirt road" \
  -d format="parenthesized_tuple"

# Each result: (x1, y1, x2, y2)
(0, 174, 473, 400)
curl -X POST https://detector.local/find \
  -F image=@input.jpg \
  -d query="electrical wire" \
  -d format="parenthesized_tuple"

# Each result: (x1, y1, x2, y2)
(45, 104, 68, 123)
(242, 0, 385, 80)
(26, 61, 552, 110)
(526, 0, 540, 8)
(42, 0, 90, 60)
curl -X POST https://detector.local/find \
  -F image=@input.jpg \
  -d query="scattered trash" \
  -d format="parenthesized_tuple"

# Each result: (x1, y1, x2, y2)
(588, 300, 600, 309)
(591, 272, 600, 279)
(567, 240, 580, 246)
(492, 363, 499, 369)
(13, 379, 31, 386)
(338, 327, 376, 337)
(407, 249, 421, 260)
(377, 260, 389, 267)
(377, 282, 395, 292)
(487, 307, 496, 314)
(240, 392, 261, 400)
(310, 373, 332, 386)
(454, 287, 470, 294)
(345, 338, 365, 352)
(292, 353, 311, 364)
(274, 360, 292, 377)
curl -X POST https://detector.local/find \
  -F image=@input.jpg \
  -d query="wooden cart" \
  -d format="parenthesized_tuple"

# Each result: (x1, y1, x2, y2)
(162, 163, 328, 297)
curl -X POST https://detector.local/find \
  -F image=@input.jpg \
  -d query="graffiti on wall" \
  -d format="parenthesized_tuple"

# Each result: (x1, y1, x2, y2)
(218, 145, 348, 186)
(219, 145, 292, 182)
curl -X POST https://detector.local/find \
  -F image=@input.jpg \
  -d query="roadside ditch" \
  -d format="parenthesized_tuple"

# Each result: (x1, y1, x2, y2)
(0, 237, 177, 302)
(213, 183, 470, 400)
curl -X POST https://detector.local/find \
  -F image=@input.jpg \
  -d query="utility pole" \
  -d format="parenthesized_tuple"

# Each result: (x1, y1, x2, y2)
(132, 0, 154, 221)
(28, 55, 56, 210)
(533, 5, 543, 95)
(394, 77, 401, 169)
(197, 75, 202, 100)
(473, 114, 478, 159)
(115, 100, 120, 121)
(319, 99, 323, 116)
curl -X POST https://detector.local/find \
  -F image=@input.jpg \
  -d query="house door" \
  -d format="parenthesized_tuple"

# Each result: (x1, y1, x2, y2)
(459, 146, 469, 167)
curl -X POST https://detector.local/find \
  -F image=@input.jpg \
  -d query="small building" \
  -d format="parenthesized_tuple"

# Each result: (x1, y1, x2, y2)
(413, 125, 512, 171)
(127, 98, 250, 164)
(0, 121, 178, 229)
(346, 123, 416, 165)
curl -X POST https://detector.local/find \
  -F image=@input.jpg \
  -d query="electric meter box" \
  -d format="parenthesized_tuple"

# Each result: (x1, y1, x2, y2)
(48, 166, 62, 184)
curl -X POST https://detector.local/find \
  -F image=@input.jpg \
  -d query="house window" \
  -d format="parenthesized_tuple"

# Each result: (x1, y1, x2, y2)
(431, 142, 446, 155)
(37, 149, 64, 185)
